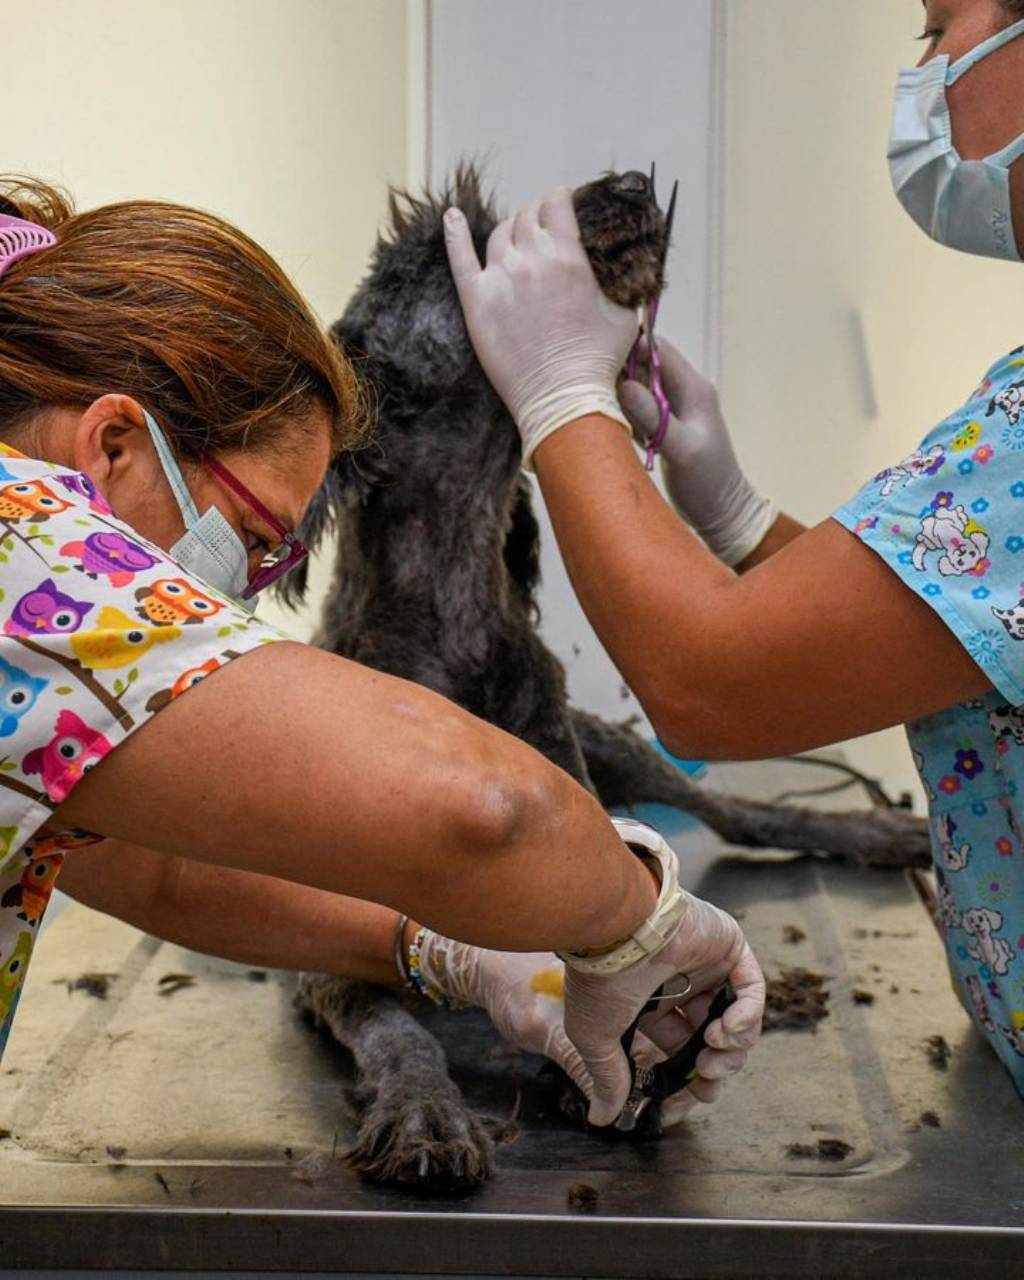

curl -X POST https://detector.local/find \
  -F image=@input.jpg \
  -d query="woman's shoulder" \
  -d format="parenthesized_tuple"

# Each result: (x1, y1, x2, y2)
(977, 343, 1024, 388)
(866, 344, 1024, 468)
(0, 442, 116, 521)
(0, 442, 284, 864)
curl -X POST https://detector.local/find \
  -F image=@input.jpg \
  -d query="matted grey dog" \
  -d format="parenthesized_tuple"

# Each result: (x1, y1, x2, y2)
(286, 165, 929, 1189)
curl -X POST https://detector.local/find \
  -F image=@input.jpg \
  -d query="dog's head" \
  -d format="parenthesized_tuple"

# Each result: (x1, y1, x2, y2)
(572, 167, 673, 309)
(280, 164, 675, 605)
(993, 602, 1024, 639)
(335, 163, 674, 399)
(988, 383, 1024, 417)
(963, 906, 1002, 937)
(940, 530, 989, 575)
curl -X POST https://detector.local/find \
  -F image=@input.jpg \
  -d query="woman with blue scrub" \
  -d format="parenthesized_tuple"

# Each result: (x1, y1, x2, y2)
(446, 0, 1024, 1094)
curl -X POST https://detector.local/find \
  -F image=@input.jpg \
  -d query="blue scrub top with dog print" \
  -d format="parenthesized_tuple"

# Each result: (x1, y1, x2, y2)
(834, 344, 1024, 1095)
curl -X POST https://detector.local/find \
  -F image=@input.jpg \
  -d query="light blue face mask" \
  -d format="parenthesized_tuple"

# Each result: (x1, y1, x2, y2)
(888, 17, 1024, 261)
(144, 410, 256, 612)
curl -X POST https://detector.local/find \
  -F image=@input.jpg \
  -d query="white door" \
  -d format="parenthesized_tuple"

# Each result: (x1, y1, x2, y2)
(426, 0, 721, 732)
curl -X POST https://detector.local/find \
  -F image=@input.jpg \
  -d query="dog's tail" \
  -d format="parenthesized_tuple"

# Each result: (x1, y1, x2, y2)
(570, 708, 931, 869)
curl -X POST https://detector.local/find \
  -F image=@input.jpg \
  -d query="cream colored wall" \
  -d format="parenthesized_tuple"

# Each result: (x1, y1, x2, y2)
(719, 0, 1024, 805)
(3, 0, 407, 639)
(10, 0, 999, 808)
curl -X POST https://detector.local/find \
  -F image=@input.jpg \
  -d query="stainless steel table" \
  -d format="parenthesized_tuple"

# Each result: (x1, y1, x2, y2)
(1, 759, 1022, 1278)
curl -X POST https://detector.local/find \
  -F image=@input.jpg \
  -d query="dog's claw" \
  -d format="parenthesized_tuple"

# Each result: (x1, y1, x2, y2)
(345, 1089, 494, 1189)
(296, 975, 493, 1190)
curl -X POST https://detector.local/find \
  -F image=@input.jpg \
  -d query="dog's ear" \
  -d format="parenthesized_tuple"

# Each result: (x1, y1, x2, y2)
(274, 436, 401, 610)
(274, 470, 343, 609)
(503, 480, 542, 620)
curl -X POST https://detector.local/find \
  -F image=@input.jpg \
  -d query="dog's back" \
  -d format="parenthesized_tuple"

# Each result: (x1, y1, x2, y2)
(313, 166, 668, 781)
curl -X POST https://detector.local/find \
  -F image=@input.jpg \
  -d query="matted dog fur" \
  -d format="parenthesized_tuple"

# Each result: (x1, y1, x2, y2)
(288, 166, 930, 1188)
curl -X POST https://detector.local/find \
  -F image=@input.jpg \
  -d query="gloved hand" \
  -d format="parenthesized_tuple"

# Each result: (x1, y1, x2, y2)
(414, 932, 593, 1095)
(444, 186, 638, 469)
(561, 818, 765, 1126)
(619, 337, 778, 567)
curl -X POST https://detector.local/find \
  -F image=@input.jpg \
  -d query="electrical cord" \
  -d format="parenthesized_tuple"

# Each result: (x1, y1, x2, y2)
(770, 754, 901, 810)
(770, 776, 861, 805)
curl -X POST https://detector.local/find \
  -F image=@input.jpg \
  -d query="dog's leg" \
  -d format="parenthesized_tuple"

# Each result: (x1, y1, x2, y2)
(518, 701, 595, 791)
(570, 708, 932, 869)
(295, 973, 494, 1187)
(500, 634, 596, 791)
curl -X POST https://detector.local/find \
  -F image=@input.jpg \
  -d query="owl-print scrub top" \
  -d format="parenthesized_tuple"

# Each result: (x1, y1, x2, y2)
(0, 442, 284, 1058)
(834, 345, 1024, 1099)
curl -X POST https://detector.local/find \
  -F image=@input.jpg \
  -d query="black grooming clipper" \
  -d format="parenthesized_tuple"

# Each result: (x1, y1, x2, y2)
(615, 983, 737, 1132)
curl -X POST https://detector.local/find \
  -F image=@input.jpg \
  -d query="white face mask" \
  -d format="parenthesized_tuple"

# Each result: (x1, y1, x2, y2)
(144, 410, 257, 612)
(888, 17, 1024, 261)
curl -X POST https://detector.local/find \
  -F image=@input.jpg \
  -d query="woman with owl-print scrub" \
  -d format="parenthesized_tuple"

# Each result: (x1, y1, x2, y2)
(0, 179, 764, 1130)
(445, 0, 1024, 1098)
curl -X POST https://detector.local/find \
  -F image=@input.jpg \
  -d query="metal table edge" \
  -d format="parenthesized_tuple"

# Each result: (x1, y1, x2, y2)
(2, 1204, 1023, 1277)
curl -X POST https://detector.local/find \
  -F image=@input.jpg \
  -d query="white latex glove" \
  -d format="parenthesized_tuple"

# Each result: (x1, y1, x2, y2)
(619, 337, 777, 567)
(562, 819, 765, 1127)
(415, 933, 593, 1095)
(444, 187, 638, 469)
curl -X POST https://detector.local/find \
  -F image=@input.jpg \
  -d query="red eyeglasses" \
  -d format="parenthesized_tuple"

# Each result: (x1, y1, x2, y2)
(201, 453, 308, 599)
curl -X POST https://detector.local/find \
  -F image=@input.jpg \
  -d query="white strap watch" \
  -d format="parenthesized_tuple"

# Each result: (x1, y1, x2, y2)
(558, 817, 689, 975)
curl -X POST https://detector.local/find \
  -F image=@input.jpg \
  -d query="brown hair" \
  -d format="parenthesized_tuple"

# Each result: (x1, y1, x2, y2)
(0, 175, 367, 462)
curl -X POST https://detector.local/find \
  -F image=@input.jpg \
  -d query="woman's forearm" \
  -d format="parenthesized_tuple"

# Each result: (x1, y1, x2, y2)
(58, 840, 408, 985)
(58, 644, 659, 956)
(532, 416, 990, 760)
(534, 416, 738, 733)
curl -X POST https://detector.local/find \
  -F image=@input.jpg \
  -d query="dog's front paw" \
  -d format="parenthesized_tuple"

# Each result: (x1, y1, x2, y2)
(348, 1084, 494, 1190)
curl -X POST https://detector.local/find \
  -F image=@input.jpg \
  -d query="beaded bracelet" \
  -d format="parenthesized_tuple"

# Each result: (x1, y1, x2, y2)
(407, 927, 460, 1009)
(393, 913, 412, 988)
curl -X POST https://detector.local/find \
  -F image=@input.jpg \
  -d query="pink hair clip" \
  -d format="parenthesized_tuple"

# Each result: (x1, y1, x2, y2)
(0, 213, 56, 280)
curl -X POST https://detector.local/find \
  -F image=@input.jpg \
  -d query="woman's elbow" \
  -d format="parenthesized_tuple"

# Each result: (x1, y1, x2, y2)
(453, 770, 532, 852)
(648, 688, 754, 762)
(654, 717, 722, 763)
(439, 732, 558, 861)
